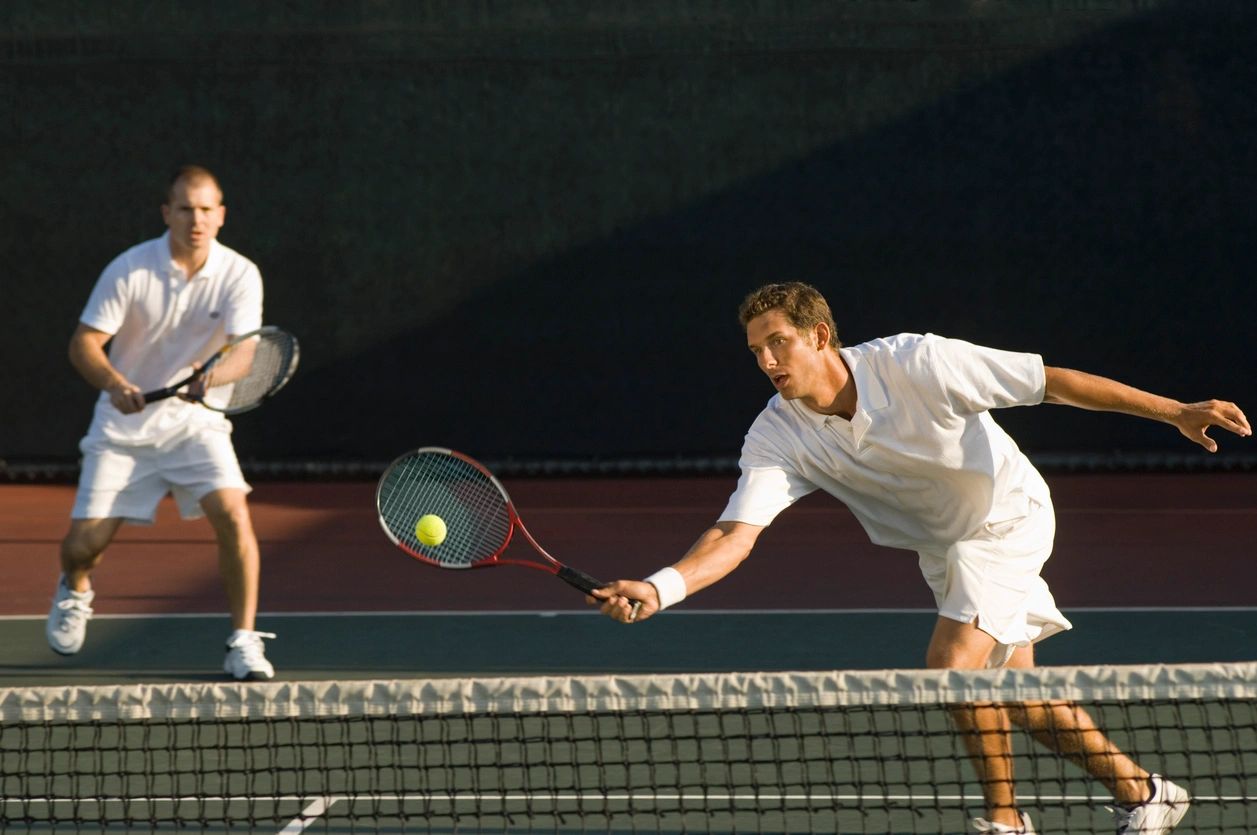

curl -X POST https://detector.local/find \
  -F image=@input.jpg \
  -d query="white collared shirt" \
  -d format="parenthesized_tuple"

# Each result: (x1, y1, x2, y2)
(79, 232, 263, 446)
(718, 333, 1050, 550)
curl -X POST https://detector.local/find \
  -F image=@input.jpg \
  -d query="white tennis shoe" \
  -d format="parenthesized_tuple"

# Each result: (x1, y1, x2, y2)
(224, 629, 277, 681)
(46, 575, 94, 655)
(1111, 774, 1190, 834)
(971, 811, 1036, 833)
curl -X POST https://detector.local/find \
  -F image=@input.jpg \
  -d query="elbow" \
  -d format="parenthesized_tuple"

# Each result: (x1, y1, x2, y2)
(714, 521, 762, 568)
(67, 336, 84, 369)
(1041, 366, 1068, 405)
(67, 325, 109, 380)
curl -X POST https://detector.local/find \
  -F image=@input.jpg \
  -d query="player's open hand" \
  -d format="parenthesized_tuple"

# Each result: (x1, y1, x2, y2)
(1174, 399, 1251, 452)
(106, 380, 146, 414)
(589, 580, 658, 624)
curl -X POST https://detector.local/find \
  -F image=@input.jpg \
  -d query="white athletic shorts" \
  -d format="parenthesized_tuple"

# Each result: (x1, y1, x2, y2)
(917, 492, 1072, 660)
(72, 427, 251, 524)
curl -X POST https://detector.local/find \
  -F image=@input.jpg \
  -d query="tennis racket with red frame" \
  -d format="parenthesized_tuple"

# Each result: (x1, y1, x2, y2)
(376, 447, 640, 615)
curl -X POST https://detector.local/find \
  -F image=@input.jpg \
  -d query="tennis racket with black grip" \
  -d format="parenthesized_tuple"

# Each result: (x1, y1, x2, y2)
(142, 326, 300, 415)
(377, 447, 642, 617)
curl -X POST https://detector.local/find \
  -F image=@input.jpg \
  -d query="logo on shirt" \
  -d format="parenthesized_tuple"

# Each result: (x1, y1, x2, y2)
(209, 311, 220, 319)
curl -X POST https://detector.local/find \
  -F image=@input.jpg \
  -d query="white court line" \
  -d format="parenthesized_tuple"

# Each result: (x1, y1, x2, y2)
(9, 792, 1252, 807)
(4, 606, 1257, 621)
(0, 608, 936, 621)
(276, 795, 345, 834)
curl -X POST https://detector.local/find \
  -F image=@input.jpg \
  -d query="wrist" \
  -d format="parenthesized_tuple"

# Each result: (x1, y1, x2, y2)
(643, 566, 686, 610)
(103, 375, 131, 394)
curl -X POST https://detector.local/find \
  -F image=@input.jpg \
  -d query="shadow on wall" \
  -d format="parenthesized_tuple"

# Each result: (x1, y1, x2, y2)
(8, 3, 1252, 464)
(263, 1, 1254, 463)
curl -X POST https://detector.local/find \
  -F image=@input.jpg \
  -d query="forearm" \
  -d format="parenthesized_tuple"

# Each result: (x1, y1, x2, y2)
(69, 325, 148, 413)
(664, 521, 760, 597)
(1043, 366, 1180, 424)
(1043, 365, 1250, 452)
(69, 331, 128, 392)
(203, 338, 256, 386)
(594, 520, 762, 623)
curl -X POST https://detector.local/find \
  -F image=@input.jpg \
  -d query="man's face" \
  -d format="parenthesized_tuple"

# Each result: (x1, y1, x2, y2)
(162, 178, 225, 253)
(745, 309, 823, 400)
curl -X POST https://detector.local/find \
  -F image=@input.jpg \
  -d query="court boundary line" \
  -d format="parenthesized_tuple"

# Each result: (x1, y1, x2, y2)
(12, 790, 1257, 835)
(9, 791, 1252, 808)
(278, 796, 346, 834)
(6, 605, 1257, 622)
(4, 605, 1257, 622)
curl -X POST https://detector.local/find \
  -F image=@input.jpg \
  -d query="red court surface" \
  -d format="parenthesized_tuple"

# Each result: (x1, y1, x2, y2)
(3, 473, 1255, 617)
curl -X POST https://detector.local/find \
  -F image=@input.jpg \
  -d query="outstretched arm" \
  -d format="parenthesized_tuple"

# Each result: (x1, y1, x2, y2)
(590, 520, 765, 623)
(1043, 366, 1251, 452)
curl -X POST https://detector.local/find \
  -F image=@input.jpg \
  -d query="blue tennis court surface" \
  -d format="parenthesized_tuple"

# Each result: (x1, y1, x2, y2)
(3, 608, 1256, 685)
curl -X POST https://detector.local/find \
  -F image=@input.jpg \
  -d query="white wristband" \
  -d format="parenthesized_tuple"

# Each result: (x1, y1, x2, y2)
(643, 566, 687, 611)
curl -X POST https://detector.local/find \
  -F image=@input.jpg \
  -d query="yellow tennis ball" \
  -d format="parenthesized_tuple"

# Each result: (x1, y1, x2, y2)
(415, 514, 447, 547)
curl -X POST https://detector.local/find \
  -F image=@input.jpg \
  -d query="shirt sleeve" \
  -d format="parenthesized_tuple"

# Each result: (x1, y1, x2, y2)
(925, 335, 1046, 414)
(221, 260, 264, 336)
(78, 256, 132, 335)
(717, 420, 817, 527)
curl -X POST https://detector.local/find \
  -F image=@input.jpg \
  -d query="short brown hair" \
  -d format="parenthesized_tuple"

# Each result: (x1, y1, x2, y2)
(166, 165, 223, 203)
(738, 282, 842, 349)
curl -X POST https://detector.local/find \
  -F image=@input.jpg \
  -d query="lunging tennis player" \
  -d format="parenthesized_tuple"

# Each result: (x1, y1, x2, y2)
(592, 282, 1250, 835)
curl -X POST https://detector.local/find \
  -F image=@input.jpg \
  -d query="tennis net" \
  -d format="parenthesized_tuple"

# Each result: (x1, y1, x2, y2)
(2, 662, 1255, 833)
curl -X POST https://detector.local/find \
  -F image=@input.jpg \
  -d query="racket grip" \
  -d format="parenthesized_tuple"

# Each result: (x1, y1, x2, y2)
(556, 565, 606, 595)
(142, 387, 176, 404)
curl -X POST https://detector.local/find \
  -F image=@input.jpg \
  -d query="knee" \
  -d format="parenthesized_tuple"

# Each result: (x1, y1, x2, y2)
(926, 637, 999, 670)
(925, 646, 965, 670)
(926, 616, 1001, 670)
(204, 496, 255, 541)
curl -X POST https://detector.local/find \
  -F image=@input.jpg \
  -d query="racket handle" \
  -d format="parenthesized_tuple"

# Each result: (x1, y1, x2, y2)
(556, 565, 606, 595)
(142, 386, 178, 404)
(558, 565, 644, 620)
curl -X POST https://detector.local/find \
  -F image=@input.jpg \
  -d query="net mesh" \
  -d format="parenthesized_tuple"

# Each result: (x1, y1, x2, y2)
(2, 663, 1255, 833)
(376, 449, 514, 568)
(204, 328, 300, 415)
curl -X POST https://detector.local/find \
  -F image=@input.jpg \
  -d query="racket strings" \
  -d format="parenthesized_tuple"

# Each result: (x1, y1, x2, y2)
(378, 451, 513, 567)
(206, 331, 298, 411)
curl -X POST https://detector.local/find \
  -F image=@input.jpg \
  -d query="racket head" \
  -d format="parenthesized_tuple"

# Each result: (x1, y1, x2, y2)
(376, 447, 516, 569)
(200, 326, 300, 414)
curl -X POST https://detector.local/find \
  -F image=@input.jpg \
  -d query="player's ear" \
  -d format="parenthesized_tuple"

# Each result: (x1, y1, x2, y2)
(814, 322, 830, 350)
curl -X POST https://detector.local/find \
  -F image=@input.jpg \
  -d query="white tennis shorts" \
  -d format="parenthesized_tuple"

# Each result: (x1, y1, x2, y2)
(918, 492, 1072, 654)
(72, 428, 251, 524)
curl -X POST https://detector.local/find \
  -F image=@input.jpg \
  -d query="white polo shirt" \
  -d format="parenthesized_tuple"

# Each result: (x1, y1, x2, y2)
(79, 232, 263, 447)
(719, 333, 1051, 551)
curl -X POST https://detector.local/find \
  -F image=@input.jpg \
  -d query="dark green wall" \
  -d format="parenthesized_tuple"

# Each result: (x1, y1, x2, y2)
(3, 1, 1253, 470)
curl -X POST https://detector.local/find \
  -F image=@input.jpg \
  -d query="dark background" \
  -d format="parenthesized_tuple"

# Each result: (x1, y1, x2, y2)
(3, 1, 1254, 475)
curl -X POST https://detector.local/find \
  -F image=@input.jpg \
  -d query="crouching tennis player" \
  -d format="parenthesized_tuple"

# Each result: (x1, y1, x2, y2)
(592, 282, 1250, 834)
(47, 166, 276, 682)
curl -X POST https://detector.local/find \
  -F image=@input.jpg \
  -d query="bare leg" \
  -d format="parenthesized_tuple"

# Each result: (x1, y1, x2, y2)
(953, 700, 1019, 824)
(200, 488, 260, 631)
(926, 616, 1023, 828)
(60, 518, 125, 591)
(930, 618, 1156, 826)
(1002, 645, 1152, 805)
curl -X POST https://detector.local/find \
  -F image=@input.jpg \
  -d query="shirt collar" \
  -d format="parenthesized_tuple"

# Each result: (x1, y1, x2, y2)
(786, 343, 890, 429)
(841, 344, 889, 412)
(162, 231, 222, 280)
